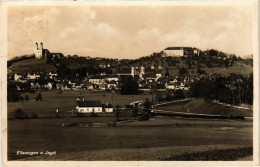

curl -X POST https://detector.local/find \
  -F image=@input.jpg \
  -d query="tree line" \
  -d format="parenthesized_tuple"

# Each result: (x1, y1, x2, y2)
(189, 73, 253, 105)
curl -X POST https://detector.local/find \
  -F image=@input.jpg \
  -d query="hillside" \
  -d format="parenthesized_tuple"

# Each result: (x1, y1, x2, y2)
(7, 51, 253, 76)
(155, 99, 253, 117)
(200, 60, 252, 76)
(8, 58, 57, 74)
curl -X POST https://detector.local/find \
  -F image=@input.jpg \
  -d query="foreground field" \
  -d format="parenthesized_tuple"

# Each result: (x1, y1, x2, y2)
(19, 145, 252, 161)
(8, 116, 252, 161)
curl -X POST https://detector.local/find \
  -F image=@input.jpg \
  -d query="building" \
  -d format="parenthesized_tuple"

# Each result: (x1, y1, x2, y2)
(163, 47, 198, 57)
(34, 42, 63, 59)
(27, 73, 40, 80)
(88, 75, 105, 85)
(104, 75, 119, 82)
(104, 104, 113, 112)
(117, 67, 137, 77)
(76, 100, 103, 113)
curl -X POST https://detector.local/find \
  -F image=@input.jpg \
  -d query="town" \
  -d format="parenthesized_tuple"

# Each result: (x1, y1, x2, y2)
(7, 42, 253, 115)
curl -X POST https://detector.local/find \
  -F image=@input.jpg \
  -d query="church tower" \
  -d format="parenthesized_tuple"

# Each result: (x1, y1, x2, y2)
(35, 42, 43, 59)
(139, 61, 145, 80)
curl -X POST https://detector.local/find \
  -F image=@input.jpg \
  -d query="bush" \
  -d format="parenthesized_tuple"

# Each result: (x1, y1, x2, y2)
(31, 113, 38, 118)
(25, 95, 29, 101)
(90, 112, 97, 117)
(35, 93, 42, 101)
(14, 108, 24, 119)
(19, 96, 24, 101)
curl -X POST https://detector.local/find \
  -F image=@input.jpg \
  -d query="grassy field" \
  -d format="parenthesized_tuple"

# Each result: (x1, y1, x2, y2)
(7, 90, 253, 161)
(8, 116, 252, 160)
(8, 90, 153, 118)
(155, 99, 253, 117)
(167, 60, 252, 76)
(8, 58, 56, 74)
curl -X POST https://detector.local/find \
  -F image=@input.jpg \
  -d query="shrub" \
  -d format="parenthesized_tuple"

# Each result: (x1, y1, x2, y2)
(14, 108, 24, 119)
(25, 95, 29, 101)
(31, 113, 38, 118)
(90, 112, 97, 117)
(19, 96, 24, 101)
(35, 93, 42, 101)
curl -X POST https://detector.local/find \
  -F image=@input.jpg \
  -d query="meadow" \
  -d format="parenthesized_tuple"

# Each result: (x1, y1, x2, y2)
(8, 116, 252, 160)
(155, 99, 253, 117)
(7, 90, 253, 161)
(8, 90, 153, 118)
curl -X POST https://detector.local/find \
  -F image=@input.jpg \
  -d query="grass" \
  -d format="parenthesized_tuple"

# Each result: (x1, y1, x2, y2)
(164, 147, 253, 161)
(8, 90, 153, 118)
(8, 116, 252, 160)
(18, 145, 252, 161)
(155, 99, 253, 117)
(8, 58, 56, 74)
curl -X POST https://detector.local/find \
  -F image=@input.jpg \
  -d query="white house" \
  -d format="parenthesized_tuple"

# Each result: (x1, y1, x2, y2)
(44, 82, 53, 90)
(104, 75, 119, 82)
(14, 74, 22, 81)
(165, 82, 175, 90)
(27, 73, 40, 80)
(89, 75, 105, 85)
(104, 104, 113, 112)
(76, 100, 103, 113)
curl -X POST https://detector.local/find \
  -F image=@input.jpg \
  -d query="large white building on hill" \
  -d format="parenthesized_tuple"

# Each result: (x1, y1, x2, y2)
(163, 47, 198, 57)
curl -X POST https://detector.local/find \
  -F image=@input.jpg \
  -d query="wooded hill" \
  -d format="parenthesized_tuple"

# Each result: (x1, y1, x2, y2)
(8, 49, 253, 77)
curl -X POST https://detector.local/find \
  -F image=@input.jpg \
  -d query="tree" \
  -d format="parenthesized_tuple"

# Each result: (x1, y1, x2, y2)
(196, 68, 206, 75)
(25, 95, 29, 101)
(35, 93, 42, 101)
(132, 106, 139, 118)
(142, 99, 152, 120)
(156, 92, 164, 102)
(7, 83, 20, 102)
(115, 105, 120, 121)
(178, 67, 188, 76)
(14, 108, 24, 119)
(19, 96, 24, 101)
(173, 90, 185, 99)
(120, 76, 139, 95)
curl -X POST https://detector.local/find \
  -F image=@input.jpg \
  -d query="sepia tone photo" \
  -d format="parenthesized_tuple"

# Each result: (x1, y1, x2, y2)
(1, 1, 259, 166)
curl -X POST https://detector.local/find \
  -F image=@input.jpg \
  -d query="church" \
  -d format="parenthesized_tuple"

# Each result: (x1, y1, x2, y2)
(35, 42, 64, 59)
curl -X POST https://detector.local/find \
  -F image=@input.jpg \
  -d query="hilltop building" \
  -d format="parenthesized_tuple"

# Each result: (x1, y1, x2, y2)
(34, 42, 64, 59)
(163, 47, 198, 57)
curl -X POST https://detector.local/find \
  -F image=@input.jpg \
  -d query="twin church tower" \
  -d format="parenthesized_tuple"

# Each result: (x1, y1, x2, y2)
(34, 42, 63, 59)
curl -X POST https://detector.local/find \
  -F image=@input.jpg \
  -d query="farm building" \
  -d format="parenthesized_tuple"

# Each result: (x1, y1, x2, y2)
(76, 100, 103, 113)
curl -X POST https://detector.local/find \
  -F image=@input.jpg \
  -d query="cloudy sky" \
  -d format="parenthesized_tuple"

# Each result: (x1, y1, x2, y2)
(8, 4, 256, 59)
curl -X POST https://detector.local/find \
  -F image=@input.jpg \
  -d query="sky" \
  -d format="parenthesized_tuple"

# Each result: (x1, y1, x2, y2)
(7, 4, 256, 59)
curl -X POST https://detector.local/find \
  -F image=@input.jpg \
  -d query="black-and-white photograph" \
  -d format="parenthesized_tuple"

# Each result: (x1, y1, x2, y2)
(1, 1, 259, 166)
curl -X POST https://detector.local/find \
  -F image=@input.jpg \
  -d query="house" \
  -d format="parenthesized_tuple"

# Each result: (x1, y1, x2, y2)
(117, 67, 137, 77)
(104, 75, 119, 82)
(14, 74, 22, 81)
(165, 82, 175, 90)
(47, 72, 58, 79)
(27, 73, 40, 80)
(17, 77, 27, 83)
(144, 72, 156, 83)
(76, 100, 103, 113)
(107, 80, 117, 90)
(88, 75, 105, 85)
(104, 104, 113, 112)
(44, 82, 53, 90)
